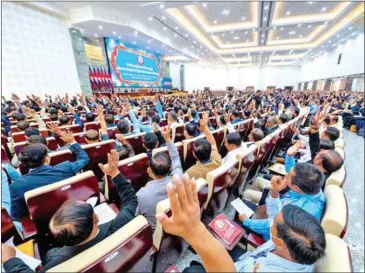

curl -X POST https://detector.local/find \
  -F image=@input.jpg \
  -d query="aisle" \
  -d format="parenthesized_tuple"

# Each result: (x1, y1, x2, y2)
(342, 130, 364, 272)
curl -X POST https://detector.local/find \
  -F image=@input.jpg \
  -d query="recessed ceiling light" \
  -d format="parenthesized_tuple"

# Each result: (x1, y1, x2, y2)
(348, 26, 353, 30)
(263, 17, 267, 21)
(308, 25, 312, 28)
(280, 27, 284, 31)
(352, 32, 356, 36)
(242, 16, 246, 21)
(214, 20, 217, 24)
(328, 40, 332, 43)
(222, 9, 230, 15)
(118, 36, 121, 39)
(160, 4, 164, 8)
(163, 27, 167, 31)
(162, 16, 166, 20)
(203, 3, 207, 7)
(169, 49, 172, 52)
(324, 21, 328, 25)
(191, 45, 194, 48)
(276, 37, 280, 40)
(174, 34, 178, 37)
(98, 25, 103, 30)
(246, 39, 249, 42)
(80, 29, 83, 32)
(264, 5, 269, 10)
(193, 40, 197, 43)
(322, 7, 327, 11)
(132, 41, 136, 44)
(233, 36, 240, 40)
(146, 46, 149, 49)
(175, 26, 179, 30)
(162, 44, 166, 47)
(113, 31, 117, 35)
(286, 11, 291, 15)
(289, 31, 296, 35)
(200, 45, 203, 48)
(297, 24, 301, 28)
(221, 33, 225, 37)
(94, 34, 98, 37)
(185, 33, 188, 37)
(252, 29, 256, 32)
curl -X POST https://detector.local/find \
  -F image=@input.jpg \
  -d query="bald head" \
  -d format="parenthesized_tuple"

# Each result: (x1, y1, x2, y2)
(85, 129, 100, 143)
(314, 150, 343, 174)
(250, 128, 265, 142)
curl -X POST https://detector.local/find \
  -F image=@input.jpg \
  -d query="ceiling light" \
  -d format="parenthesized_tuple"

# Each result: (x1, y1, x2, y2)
(242, 16, 246, 21)
(328, 40, 332, 43)
(80, 29, 83, 32)
(174, 34, 178, 37)
(118, 36, 121, 39)
(175, 26, 179, 30)
(160, 4, 164, 8)
(200, 45, 203, 48)
(276, 37, 280, 40)
(94, 34, 98, 37)
(273, 26, 277, 30)
(193, 40, 197, 43)
(162, 16, 166, 20)
(169, 49, 172, 52)
(352, 32, 356, 36)
(308, 25, 312, 28)
(280, 27, 284, 31)
(286, 11, 291, 15)
(132, 41, 136, 44)
(113, 31, 117, 35)
(191, 45, 194, 48)
(98, 25, 103, 30)
(222, 33, 225, 36)
(289, 31, 296, 35)
(299, 35, 303, 38)
(246, 39, 249, 42)
(322, 7, 327, 11)
(336, 34, 340, 38)
(252, 29, 256, 32)
(163, 27, 167, 31)
(148, 40, 151, 43)
(222, 9, 230, 15)
(162, 44, 165, 47)
(263, 17, 267, 21)
(324, 21, 328, 25)
(202, 3, 207, 7)
(298, 24, 301, 28)
(348, 26, 353, 30)
(185, 33, 188, 37)
(146, 46, 149, 49)
(214, 20, 217, 24)
(233, 36, 240, 40)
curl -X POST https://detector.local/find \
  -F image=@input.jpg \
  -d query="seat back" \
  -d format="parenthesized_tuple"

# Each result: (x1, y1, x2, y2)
(82, 140, 116, 180)
(204, 159, 240, 209)
(267, 129, 282, 160)
(1, 208, 18, 243)
(159, 119, 168, 127)
(325, 166, 346, 188)
(85, 122, 101, 131)
(58, 124, 83, 134)
(211, 128, 226, 149)
(315, 234, 353, 272)
(254, 135, 273, 167)
(73, 132, 87, 144)
(335, 138, 345, 149)
(48, 216, 153, 273)
(124, 132, 146, 155)
(1, 145, 10, 163)
(321, 185, 348, 238)
(105, 153, 149, 205)
(152, 142, 184, 164)
(24, 171, 99, 231)
(49, 149, 76, 165)
(334, 147, 345, 160)
(14, 137, 60, 156)
(234, 144, 258, 193)
(106, 127, 120, 139)
(171, 124, 185, 143)
(209, 117, 218, 129)
(182, 135, 205, 170)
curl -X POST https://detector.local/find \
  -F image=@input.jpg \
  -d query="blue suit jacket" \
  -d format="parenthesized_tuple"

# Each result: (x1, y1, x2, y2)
(10, 143, 89, 221)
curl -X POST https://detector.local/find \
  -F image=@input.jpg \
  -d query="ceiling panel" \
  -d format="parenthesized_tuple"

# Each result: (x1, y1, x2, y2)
(274, 2, 341, 18)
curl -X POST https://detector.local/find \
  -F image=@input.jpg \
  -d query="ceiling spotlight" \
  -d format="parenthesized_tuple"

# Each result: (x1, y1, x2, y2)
(214, 20, 217, 24)
(113, 31, 117, 35)
(336, 34, 340, 37)
(148, 17, 153, 21)
(280, 27, 284, 31)
(276, 37, 280, 40)
(286, 11, 291, 15)
(348, 26, 353, 30)
(308, 25, 312, 28)
(200, 45, 203, 48)
(80, 29, 83, 32)
(132, 41, 136, 44)
(134, 30, 138, 34)
(118, 36, 121, 39)
(298, 24, 301, 28)
(162, 44, 166, 47)
(94, 34, 98, 37)
(263, 17, 267, 21)
(231, 30, 235, 34)
(210, 33, 214, 36)
(322, 7, 327, 11)
(324, 21, 328, 25)
(242, 16, 246, 21)
(289, 31, 296, 35)
(328, 40, 332, 43)
(162, 16, 166, 20)
(98, 25, 103, 30)
(222, 9, 230, 15)
(174, 34, 178, 37)
(191, 45, 194, 48)
(169, 49, 172, 52)
(148, 40, 151, 43)
(160, 4, 164, 8)
(185, 33, 188, 37)
(163, 27, 167, 31)
(175, 26, 179, 30)
(202, 2, 207, 7)
(233, 36, 240, 40)
(244, 31, 248, 34)
(193, 40, 197, 43)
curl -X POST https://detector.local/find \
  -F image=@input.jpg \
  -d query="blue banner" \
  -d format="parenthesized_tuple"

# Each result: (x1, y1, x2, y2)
(163, 76, 172, 89)
(105, 37, 163, 88)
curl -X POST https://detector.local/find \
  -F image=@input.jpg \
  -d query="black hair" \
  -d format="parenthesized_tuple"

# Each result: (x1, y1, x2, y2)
(14, 113, 26, 121)
(27, 135, 47, 146)
(182, 107, 189, 114)
(19, 143, 48, 169)
(117, 120, 130, 134)
(4, 107, 12, 114)
(320, 150, 343, 174)
(25, 127, 40, 137)
(61, 106, 68, 113)
(324, 127, 340, 142)
(85, 129, 99, 141)
(77, 105, 84, 111)
(231, 110, 241, 119)
(49, 108, 58, 115)
(50, 114, 59, 121)
(50, 200, 94, 246)
(85, 112, 96, 122)
(193, 138, 211, 162)
(147, 109, 155, 117)
(279, 113, 289, 124)
(59, 116, 70, 125)
(277, 205, 326, 265)
(33, 105, 41, 112)
(191, 109, 197, 119)
(151, 115, 160, 124)
(319, 139, 335, 150)
(332, 115, 339, 123)
(291, 163, 324, 194)
(17, 120, 30, 131)
(251, 128, 265, 142)
(185, 123, 197, 137)
(294, 107, 300, 116)
(150, 152, 172, 177)
(105, 114, 115, 125)
(226, 133, 242, 147)
(143, 133, 159, 150)
(169, 111, 178, 122)
(243, 109, 251, 118)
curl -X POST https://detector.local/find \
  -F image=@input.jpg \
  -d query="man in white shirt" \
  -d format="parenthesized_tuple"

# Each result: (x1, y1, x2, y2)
(222, 133, 247, 164)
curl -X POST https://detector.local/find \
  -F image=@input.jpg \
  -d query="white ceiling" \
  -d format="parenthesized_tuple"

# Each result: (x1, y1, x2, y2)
(48, 1, 364, 67)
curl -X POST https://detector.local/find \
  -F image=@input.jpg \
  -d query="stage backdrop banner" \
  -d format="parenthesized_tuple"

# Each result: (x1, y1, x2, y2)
(105, 37, 163, 88)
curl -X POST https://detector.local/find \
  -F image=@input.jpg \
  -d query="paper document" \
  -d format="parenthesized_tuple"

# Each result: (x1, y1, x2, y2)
(1, 237, 41, 272)
(86, 196, 98, 208)
(94, 203, 117, 225)
(231, 198, 254, 218)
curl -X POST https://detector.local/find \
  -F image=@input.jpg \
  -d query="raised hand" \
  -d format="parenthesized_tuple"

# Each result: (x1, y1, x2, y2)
(47, 122, 62, 135)
(224, 113, 230, 124)
(287, 140, 303, 156)
(115, 134, 127, 145)
(98, 150, 120, 178)
(1, 244, 16, 264)
(270, 175, 287, 192)
(161, 126, 171, 142)
(96, 104, 104, 118)
(60, 130, 75, 144)
(125, 101, 131, 112)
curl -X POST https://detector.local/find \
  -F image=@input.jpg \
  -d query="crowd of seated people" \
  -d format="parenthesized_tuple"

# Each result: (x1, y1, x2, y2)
(1, 89, 361, 272)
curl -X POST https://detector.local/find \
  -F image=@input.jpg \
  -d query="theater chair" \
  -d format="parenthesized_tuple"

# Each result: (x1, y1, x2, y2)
(335, 147, 345, 160)
(212, 128, 226, 150)
(104, 153, 150, 207)
(182, 135, 205, 171)
(171, 124, 185, 143)
(238, 119, 254, 141)
(1, 145, 10, 163)
(234, 144, 258, 196)
(335, 138, 345, 149)
(106, 127, 120, 139)
(203, 158, 240, 215)
(10, 123, 39, 133)
(321, 185, 348, 238)
(266, 129, 282, 162)
(12, 129, 49, 143)
(153, 179, 208, 272)
(124, 132, 146, 155)
(250, 135, 273, 176)
(159, 119, 168, 127)
(54, 124, 83, 146)
(73, 132, 87, 144)
(85, 121, 101, 131)
(152, 142, 184, 164)
(47, 216, 153, 273)
(315, 234, 353, 272)
(2, 208, 22, 243)
(82, 140, 116, 181)
(22, 171, 101, 239)
(14, 137, 58, 155)
(325, 165, 347, 188)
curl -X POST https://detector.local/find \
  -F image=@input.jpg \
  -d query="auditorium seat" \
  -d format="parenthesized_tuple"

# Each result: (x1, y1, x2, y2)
(1, 145, 10, 163)
(85, 121, 101, 131)
(159, 119, 168, 127)
(2, 208, 20, 243)
(122, 132, 145, 155)
(152, 142, 184, 164)
(209, 117, 218, 129)
(335, 138, 345, 149)
(14, 137, 58, 155)
(335, 147, 345, 160)
(104, 153, 150, 206)
(251, 135, 273, 175)
(11, 123, 39, 133)
(171, 124, 185, 143)
(22, 171, 100, 238)
(211, 128, 226, 150)
(234, 144, 258, 195)
(203, 159, 240, 214)
(153, 179, 208, 272)
(182, 135, 205, 170)
(106, 127, 120, 139)
(12, 129, 49, 143)
(49, 149, 76, 165)
(315, 234, 353, 272)
(325, 166, 346, 188)
(73, 132, 87, 144)
(267, 129, 282, 161)
(47, 216, 153, 273)
(58, 124, 83, 134)
(82, 140, 116, 181)
(321, 185, 348, 238)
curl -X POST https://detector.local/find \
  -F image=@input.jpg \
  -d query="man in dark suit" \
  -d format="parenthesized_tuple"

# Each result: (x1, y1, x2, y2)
(2, 150, 138, 273)
(10, 131, 89, 221)
(254, 115, 279, 136)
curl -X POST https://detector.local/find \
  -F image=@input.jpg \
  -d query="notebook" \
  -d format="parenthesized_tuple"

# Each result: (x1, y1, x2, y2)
(231, 198, 254, 218)
(209, 214, 243, 246)
(268, 163, 287, 176)
(94, 203, 117, 225)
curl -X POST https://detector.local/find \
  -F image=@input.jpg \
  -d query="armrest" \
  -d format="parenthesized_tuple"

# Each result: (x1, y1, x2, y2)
(21, 215, 38, 240)
(245, 233, 265, 248)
